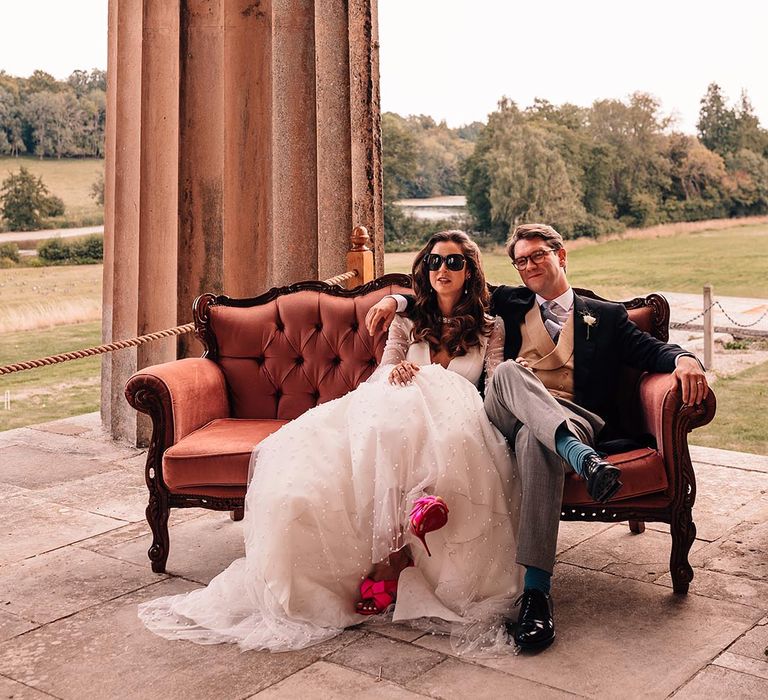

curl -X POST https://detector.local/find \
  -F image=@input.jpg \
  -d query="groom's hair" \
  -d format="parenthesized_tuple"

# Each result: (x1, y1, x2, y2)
(506, 223, 564, 260)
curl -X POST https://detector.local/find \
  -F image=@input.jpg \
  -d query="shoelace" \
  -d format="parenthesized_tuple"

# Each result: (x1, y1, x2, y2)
(514, 591, 536, 621)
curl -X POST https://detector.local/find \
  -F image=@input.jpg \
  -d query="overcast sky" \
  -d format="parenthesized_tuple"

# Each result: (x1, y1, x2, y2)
(1, 0, 766, 135)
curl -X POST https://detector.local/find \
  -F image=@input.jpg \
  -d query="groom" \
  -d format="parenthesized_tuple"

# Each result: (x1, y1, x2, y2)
(365, 223, 709, 651)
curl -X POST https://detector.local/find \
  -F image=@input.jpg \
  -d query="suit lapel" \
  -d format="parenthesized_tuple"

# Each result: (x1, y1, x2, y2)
(573, 294, 597, 401)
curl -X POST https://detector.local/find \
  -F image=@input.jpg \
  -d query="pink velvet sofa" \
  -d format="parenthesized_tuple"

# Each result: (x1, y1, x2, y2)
(125, 275, 715, 594)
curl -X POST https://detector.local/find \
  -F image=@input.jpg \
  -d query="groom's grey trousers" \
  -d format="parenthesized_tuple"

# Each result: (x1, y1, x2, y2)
(484, 360, 604, 573)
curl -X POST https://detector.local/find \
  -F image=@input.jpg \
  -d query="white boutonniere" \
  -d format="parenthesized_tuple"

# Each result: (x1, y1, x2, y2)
(581, 311, 598, 339)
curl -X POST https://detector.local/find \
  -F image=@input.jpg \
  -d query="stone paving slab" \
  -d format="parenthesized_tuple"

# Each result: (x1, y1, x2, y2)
(0, 426, 133, 463)
(1, 414, 767, 698)
(690, 462, 768, 542)
(324, 633, 445, 686)
(29, 467, 147, 522)
(673, 664, 768, 698)
(558, 526, 707, 583)
(690, 444, 768, 474)
(360, 620, 426, 643)
(691, 520, 768, 582)
(555, 521, 617, 555)
(406, 657, 578, 699)
(414, 564, 763, 699)
(655, 567, 768, 610)
(0, 675, 55, 699)
(0, 444, 118, 489)
(92, 510, 246, 585)
(251, 660, 426, 699)
(713, 650, 768, 682)
(0, 610, 37, 645)
(726, 616, 768, 662)
(0, 579, 364, 700)
(0, 546, 159, 624)
(0, 495, 124, 566)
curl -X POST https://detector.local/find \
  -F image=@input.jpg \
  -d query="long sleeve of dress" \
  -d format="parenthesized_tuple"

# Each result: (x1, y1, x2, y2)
(484, 316, 506, 385)
(380, 315, 411, 366)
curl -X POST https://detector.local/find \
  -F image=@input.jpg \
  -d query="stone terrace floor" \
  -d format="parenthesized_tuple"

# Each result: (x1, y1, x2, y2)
(0, 413, 766, 699)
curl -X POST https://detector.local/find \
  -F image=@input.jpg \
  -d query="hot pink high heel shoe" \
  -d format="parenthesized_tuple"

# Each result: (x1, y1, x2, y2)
(409, 495, 449, 556)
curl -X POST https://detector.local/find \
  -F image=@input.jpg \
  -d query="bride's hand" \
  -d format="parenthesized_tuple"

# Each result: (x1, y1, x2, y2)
(389, 361, 420, 386)
(366, 297, 397, 336)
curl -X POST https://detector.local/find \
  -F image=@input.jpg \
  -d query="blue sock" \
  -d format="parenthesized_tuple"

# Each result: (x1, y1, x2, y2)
(555, 423, 597, 477)
(524, 566, 551, 595)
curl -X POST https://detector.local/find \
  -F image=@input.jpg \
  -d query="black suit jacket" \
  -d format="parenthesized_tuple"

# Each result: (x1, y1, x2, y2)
(489, 285, 685, 424)
(403, 285, 686, 434)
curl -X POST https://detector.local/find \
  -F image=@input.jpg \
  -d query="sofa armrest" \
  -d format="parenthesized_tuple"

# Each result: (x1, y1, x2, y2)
(638, 371, 716, 472)
(125, 357, 230, 451)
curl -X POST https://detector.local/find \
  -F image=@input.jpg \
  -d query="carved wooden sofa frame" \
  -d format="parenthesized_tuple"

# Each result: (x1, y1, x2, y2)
(125, 275, 715, 594)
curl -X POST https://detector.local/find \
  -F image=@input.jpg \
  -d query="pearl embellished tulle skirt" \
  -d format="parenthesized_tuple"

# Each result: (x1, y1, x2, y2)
(138, 364, 523, 653)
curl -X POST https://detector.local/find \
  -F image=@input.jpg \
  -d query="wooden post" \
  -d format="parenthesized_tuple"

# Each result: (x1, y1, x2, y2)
(346, 225, 374, 288)
(703, 283, 714, 370)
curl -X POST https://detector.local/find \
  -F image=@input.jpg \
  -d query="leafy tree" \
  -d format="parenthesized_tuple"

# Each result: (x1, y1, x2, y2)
(725, 149, 768, 215)
(90, 172, 105, 206)
(24, 70, 62, 94)
(381, 112, 419, 201)
(486, 122, 586, 233)
(0, 166, 65, 230)
(733, 91, 768, 156)
(665, 134, 728, 202)
(697, 83, 739, 156)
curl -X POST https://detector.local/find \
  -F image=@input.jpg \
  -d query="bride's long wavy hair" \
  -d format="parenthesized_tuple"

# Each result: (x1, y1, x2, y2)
(411, 230, 492, 356)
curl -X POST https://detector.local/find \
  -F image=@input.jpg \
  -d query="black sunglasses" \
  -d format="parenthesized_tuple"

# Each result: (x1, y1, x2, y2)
(423, 253, 466, 272)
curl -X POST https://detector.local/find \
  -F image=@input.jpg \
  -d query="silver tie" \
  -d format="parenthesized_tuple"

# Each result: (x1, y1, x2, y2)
(541, 301, 564, 342)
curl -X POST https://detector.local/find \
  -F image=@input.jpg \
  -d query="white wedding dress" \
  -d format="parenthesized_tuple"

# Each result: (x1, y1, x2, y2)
(139, 315, 523, 653)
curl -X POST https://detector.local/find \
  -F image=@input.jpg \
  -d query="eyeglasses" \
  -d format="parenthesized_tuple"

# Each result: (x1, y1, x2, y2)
(423, 253, 466, 271)
(511, 248, 557, 270)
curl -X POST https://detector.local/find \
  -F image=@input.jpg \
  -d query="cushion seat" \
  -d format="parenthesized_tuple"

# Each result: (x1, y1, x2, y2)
(163, 418, 288, 491)
(563, 447, 668, 506)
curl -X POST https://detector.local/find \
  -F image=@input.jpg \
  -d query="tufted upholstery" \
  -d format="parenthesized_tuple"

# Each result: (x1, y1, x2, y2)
(210, 291, 397, 421)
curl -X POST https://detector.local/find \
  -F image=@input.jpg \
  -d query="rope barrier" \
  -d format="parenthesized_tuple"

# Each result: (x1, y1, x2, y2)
(0, 269, 360, 376)
(322, 269, 359, 287)
(0, 323, 195, 375)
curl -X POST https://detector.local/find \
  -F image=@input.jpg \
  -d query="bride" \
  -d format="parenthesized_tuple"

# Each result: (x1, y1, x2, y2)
(139, 230, 523, 652)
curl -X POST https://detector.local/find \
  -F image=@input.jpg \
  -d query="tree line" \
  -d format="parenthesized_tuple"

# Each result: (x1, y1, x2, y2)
(0, 69, 106, 158)
(384, 84, 768, 248)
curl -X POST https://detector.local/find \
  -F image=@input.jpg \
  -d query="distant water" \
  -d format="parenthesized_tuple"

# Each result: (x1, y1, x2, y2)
(393, 195, 467, 221)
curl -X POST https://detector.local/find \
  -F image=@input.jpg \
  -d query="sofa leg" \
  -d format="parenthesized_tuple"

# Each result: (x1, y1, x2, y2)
(146, 492, 170, 574)
(670, 508, 696, 594)
(628, 520, 645, 534)
(231, 507, 244, 522)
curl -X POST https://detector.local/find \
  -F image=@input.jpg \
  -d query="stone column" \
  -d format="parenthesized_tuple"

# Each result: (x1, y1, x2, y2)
(104, 0, 382, 444)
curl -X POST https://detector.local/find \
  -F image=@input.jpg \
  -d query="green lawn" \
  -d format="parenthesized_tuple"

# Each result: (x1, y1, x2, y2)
(0, 264, 102, 328)
(0, 155, 104, 226)
(0, 321, 101, 431)
(1, 223, 767, 448)
(385, 222, 768, 300)
(692, 359, 768, 455)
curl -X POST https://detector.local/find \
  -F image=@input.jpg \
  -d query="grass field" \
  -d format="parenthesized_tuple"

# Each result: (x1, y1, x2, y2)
(693, 359, 768, 455)
(0, 321, 101, 431)
(1, 221, 767, 449)
(0, 264, 102, 332)
(384, 222, 768, 300)
(0, 155, 104, 228)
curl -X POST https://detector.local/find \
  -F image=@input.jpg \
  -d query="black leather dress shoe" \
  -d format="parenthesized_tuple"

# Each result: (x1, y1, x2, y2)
(582, 454, 623, 503)
(507, 588, 555, 650)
